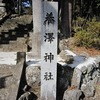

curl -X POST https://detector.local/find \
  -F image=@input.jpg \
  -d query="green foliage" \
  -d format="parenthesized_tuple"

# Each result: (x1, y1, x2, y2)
(73, 17, 100, 49)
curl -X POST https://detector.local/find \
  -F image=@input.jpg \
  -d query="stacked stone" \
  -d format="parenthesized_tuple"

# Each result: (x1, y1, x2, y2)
(64, 56, 100, 100)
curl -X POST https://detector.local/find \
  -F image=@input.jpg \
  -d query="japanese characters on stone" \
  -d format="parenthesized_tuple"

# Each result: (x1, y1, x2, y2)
(44, 12, 55, 25)
(44, 52, 54, 63)
(44, 33, 55, 43)
(43, 12, 55, 63)
(44, 72, 54, 81)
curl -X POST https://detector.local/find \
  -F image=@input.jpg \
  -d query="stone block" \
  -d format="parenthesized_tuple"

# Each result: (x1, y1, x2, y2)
(63, 89, 82, 100)
(71, 68, 82, 89)
(81, 83, 95, 97)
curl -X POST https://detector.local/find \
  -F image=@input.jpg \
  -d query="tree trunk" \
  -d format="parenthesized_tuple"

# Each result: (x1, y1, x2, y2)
(61, 0, 72, 38)
(18, 0, 22, 15)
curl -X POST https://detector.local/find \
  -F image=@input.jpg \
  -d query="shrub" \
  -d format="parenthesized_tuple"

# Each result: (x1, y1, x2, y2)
(73, 17, 100, 49)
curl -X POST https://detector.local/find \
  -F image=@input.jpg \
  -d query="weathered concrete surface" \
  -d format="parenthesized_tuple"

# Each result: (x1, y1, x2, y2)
(0, 52, 16, 65)
(0, 52, 26, 100)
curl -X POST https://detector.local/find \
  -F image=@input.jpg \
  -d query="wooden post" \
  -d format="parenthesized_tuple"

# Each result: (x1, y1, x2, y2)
(32, 0, 42, 58)
(41, 1, 58, 100)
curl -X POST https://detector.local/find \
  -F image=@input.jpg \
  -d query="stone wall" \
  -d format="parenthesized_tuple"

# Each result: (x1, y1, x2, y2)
(63, 56, 100, 100)
(25, 49, 100, 100)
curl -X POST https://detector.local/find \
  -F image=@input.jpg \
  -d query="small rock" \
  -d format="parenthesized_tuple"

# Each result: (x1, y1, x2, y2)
(81, 83, 95, 97)
(26, 65, 40, 88)
(18, 92, 31, 100)
(95, 55, 100, 68)
(59, 39, 68, 51)
(63, 89, 82, 100)
(59, 50, 74, 64)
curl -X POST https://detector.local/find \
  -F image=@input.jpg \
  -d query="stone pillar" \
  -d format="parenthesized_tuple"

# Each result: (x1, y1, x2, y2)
(41, 1, 58, 100)
(32, 0, 43, 58)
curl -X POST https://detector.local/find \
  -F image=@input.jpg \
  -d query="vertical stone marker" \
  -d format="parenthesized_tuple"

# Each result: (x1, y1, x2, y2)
(41, 1, 58, 100)
(32, 0, 42, 58)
